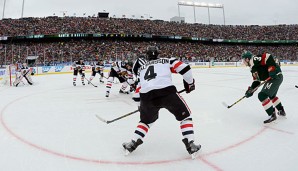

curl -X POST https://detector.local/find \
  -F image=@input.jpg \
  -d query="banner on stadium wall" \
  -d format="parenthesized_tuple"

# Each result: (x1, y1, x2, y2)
(193, 62, 211, 68)
(42, 66, 52, 73)
(55, 66, 64, 72)
(191, 62, 240, 68)
(31, 62, 298, 75)
(0, 69, 6, 81)
(0, 69, 6, 76)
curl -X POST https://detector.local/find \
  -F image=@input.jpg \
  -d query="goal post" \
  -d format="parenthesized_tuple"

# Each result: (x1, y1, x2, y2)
(0, 65, 17, 86)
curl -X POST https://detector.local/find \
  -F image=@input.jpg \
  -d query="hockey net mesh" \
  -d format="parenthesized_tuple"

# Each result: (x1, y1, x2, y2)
(0, 65, 17, 86)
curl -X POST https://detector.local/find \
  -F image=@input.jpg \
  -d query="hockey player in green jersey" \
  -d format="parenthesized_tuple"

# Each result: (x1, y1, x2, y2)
(242, 51, 286, 124)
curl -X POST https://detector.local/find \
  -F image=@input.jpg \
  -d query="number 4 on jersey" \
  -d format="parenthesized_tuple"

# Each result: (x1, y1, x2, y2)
(144, 66, 157, 81)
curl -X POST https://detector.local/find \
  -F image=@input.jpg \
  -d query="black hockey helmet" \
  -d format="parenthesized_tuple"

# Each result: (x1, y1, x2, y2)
(146, 46, 159, 60)
(128, 62, 133, 66)
(125, 61, 133, 68)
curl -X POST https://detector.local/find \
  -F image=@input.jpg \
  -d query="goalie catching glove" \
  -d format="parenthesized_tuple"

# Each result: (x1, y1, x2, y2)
(183, 79, 195, 93)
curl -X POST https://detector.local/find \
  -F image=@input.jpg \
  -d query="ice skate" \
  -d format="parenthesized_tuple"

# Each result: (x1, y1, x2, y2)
(82, 82, 85, 86)
(182, 138, 201, 159)
(277, 106, 286, 117)
(119, 89, 129, 94)
(263, 111, 277, 124)
(122, 139, 143, 155)
(129, 87, 135, 92)
(73, 82, 76, 86)
(105, 91, 110, 97)
(100, 80, 104, 83)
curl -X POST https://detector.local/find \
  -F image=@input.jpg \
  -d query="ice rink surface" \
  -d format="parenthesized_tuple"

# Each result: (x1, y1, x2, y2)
(0, 66, 297, 171)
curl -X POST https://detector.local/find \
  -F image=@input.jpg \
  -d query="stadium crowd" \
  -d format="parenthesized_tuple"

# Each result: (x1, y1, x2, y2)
(1, 17, 298, 40)
(1, 40, 297, 66)
(0, 17, 297, 65)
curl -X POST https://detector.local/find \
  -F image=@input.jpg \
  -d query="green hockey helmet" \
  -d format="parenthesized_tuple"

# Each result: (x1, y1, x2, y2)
(241, 51, 253, 59)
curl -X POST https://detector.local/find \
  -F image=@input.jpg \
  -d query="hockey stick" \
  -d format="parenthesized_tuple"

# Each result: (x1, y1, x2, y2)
(178, 89, 186, 94)
(14, 69, 32, 86)
(96, 109, 139, 124)
(95, 89, 186, 124)
(84, 77, 98, 87)
(295, 85, 298, 88)
(223, 77, 271, 109)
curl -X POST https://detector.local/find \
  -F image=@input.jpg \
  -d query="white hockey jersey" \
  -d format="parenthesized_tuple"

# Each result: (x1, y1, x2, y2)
(139, 57, 193, 93)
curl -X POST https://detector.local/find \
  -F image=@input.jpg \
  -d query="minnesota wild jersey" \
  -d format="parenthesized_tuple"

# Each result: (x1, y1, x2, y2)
(249, 53, 282, 81)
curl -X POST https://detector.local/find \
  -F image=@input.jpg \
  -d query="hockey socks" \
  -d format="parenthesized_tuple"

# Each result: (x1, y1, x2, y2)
(133, 122, 150, 140)
(262, 99, 277, 123)
(180, 116, 201, 159)
(123, 122, 151, 154)
(271, 97, 286, 116)
(180, 116, 195, 141)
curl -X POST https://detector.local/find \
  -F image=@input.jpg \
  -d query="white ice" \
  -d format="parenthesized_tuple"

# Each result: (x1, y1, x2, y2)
(0, 66, 297, 171)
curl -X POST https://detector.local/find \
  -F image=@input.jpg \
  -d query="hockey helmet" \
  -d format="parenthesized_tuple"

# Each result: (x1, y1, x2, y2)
(127, 62, 133, 67)
(146, 46, 159, 60)
(241, 51, 253, 59)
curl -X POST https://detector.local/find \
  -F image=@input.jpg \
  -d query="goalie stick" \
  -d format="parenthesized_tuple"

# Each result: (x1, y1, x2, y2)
(14, 69, 32, 86)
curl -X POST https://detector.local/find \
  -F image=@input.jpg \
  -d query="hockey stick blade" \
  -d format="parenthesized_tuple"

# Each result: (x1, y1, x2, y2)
(222, 102, 230, 108)
(95, 109, 139, 124)
(95, 115, 108, 124)
(295, 85, 298, 88)
(84, 77, 98, 87)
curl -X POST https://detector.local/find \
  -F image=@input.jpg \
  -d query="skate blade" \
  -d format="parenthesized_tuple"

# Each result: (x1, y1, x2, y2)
(278, 115, 287, 119)
(190, 145, 201, 159)
(263, 119, 278, 124)
(123, 149, 130, 156)
(191, 152, 198, 159)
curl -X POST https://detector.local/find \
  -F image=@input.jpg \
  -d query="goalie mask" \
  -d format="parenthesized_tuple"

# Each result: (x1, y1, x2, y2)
(146, 46, 159, 60)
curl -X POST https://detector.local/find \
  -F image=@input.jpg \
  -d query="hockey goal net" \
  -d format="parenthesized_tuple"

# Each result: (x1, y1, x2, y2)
(0, 65, 17, 87)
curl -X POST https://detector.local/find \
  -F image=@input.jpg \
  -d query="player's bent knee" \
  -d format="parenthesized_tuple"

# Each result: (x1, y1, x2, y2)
(175, 112, 191, 121)
(258, 92, 268, 102)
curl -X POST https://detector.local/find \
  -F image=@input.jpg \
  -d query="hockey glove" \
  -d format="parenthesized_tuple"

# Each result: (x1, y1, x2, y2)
(183, 79, 195, 93)
(245, 87, 254, 98)
(119, 71, 128, 77)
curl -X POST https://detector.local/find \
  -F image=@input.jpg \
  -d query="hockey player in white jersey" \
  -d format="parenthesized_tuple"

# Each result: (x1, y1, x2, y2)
(105, 61, 134, 97)
(72, 58, 86, 86)
(89, 60, 105, 84)
(131, 55, 147, 103)
(122, 46, 201, 159)
(13, 63, 33, 87)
